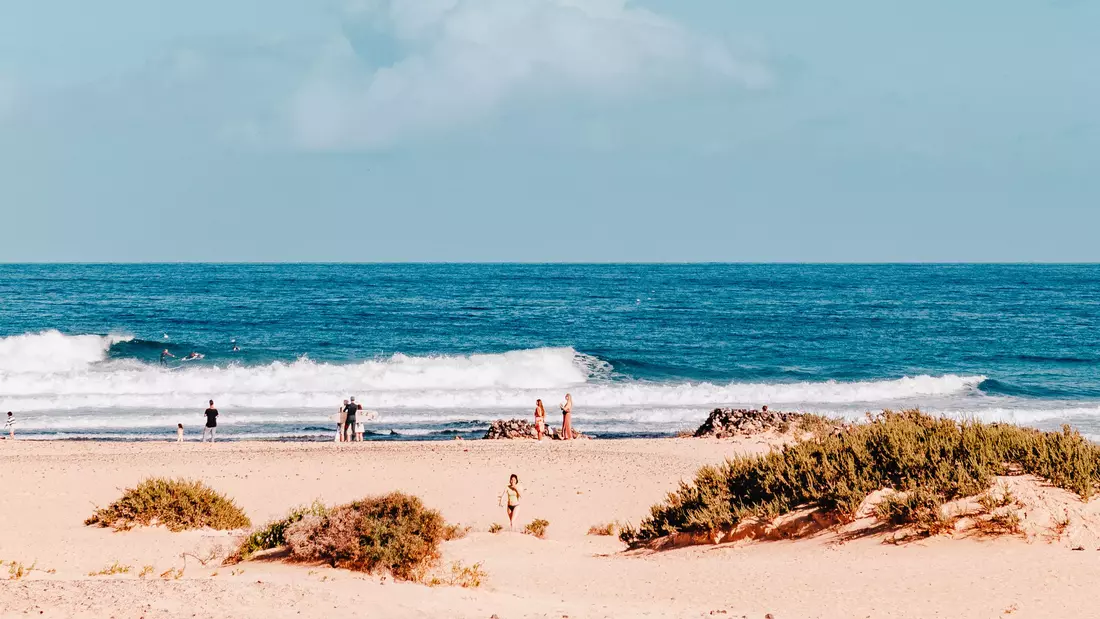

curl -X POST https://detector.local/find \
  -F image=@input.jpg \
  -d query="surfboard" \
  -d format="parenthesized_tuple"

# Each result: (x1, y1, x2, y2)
(328, 410, 379, 422)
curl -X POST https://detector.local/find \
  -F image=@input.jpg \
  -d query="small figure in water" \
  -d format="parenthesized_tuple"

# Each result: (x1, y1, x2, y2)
(183, 352, 204, 361)
(231, 339, 240, 352)
(160, 349, 175, 366)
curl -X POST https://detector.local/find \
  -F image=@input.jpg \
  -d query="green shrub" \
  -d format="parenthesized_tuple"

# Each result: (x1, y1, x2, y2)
(85, 478, 251, 532)
(284, 492, 445, 581)
(231, 501, 328, 563)
(797, 414, 842, 439)
(874, 488, 954, 535)
(524, 518, 549, 538)
(975, 510, 1022, 536)
(622, 410, 1100, 547)
(977, 484, 1015, 512)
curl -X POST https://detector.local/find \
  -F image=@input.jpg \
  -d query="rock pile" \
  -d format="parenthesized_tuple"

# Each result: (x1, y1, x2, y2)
(548, 426, 589, 441)
(483, 419, 590, 440)
(693, 408, 797, 438)
(484, 419, 538, 439)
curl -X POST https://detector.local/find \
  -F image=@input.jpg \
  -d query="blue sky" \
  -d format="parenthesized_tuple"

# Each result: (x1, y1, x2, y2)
(0, 0, 1096, 262)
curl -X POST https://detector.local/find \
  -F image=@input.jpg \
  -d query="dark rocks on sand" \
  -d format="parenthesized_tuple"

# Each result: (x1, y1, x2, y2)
(693, 408, 797, 438)
(484, 419, 539, 440)
(548, 426, 589, 441)
(483, 419, 590, 440)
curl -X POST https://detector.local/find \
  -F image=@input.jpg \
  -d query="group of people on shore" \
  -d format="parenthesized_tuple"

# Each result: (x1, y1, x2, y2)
(337, 397, 365, 442)
(533, 393, 574, 440)
(8, 393, 576, 444)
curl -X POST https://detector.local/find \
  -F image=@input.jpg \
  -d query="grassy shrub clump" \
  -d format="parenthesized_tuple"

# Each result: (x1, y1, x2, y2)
(588, 521, 626, 536)
(622, 410, 1100, 547)
(427, 561, 486, 588)
(874, 488, 954, 536)
(86, 478, 251, 532)
(284, 492, 445, 580)
(232, 501, 329, 563)
(524, 518, 550, 538)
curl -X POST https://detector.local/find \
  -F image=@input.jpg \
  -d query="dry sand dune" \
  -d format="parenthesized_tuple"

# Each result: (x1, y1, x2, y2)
(2, 438, 1100, 618)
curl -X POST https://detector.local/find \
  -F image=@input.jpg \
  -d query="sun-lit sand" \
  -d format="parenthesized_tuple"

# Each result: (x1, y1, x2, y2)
(3, 437, 1100, 618)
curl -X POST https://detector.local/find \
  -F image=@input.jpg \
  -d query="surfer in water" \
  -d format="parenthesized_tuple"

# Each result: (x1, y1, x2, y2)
(160, 349, 175, 366)
(183, 352, 204, 361)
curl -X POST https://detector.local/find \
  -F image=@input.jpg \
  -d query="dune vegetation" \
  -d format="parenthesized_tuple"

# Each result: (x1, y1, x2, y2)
(233, 492, 463, 582)
(621, 410, 1100, 547)
(85, 478, 251, 532)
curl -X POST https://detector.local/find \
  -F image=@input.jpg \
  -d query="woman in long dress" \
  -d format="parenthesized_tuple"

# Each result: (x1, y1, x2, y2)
(560, 393, 573, 440)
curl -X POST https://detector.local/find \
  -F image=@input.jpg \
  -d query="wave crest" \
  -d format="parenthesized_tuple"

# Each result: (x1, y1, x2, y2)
(0, 330, 132, 373)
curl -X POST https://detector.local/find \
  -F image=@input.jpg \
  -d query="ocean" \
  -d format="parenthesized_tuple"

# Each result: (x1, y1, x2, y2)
(1, 264, 1098, 441)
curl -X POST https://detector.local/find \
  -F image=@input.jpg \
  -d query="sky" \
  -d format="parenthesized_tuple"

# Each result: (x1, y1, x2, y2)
(0, 0, 1097, 262)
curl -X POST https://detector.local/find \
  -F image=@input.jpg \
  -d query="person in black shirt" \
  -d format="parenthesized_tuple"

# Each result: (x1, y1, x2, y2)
(160, 349, 175, 366)
(343, 397, 361, 442)
(202, 400, 219, 442)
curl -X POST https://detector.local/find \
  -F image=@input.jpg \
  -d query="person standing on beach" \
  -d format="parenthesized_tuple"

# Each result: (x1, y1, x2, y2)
(337, 400, 349, 442)
(202, 400, 218, 442)
(498, 474, 521, 530)
(177, 423, 184, 443)
(534, 399, 546, 440)
(560, 393, 574, 440)
(5, 412, 13, 439)
(343, 397, 361, 442)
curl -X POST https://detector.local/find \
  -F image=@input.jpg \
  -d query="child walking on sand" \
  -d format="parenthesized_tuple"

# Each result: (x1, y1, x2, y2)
(5, 412, 13, 439)
(499, 474, 521, 530)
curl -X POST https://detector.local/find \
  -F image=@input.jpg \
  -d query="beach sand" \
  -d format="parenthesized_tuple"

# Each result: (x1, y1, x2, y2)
(2, 437, 1099, 618)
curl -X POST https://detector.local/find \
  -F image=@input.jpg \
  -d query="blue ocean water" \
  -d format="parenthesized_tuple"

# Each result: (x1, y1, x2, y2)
(1, 264, 1098, 441)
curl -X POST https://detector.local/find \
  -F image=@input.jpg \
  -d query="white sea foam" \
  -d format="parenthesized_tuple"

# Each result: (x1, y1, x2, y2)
(1, 331, 1084, 436)
(0, 330, 132, 373)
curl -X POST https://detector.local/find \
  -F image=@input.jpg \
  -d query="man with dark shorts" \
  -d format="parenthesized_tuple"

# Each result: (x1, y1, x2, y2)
(203, 400, 219, 442)
(343, 396, 361, 442)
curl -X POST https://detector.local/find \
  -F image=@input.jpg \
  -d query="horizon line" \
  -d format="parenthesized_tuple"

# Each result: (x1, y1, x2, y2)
(2, 261, 1100, 267)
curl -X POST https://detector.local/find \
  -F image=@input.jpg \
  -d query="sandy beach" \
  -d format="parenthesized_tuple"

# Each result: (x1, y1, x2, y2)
(1, 437, 1098, 618)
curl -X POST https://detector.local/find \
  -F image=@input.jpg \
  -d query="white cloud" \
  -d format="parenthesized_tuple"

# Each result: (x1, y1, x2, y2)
(290, 0, 770, 149)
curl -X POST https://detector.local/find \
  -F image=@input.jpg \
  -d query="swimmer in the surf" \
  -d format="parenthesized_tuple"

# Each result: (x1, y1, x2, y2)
(160, 349, 175, 366)
(183, 352, 204, 361)
(231, 340, 240, 352)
